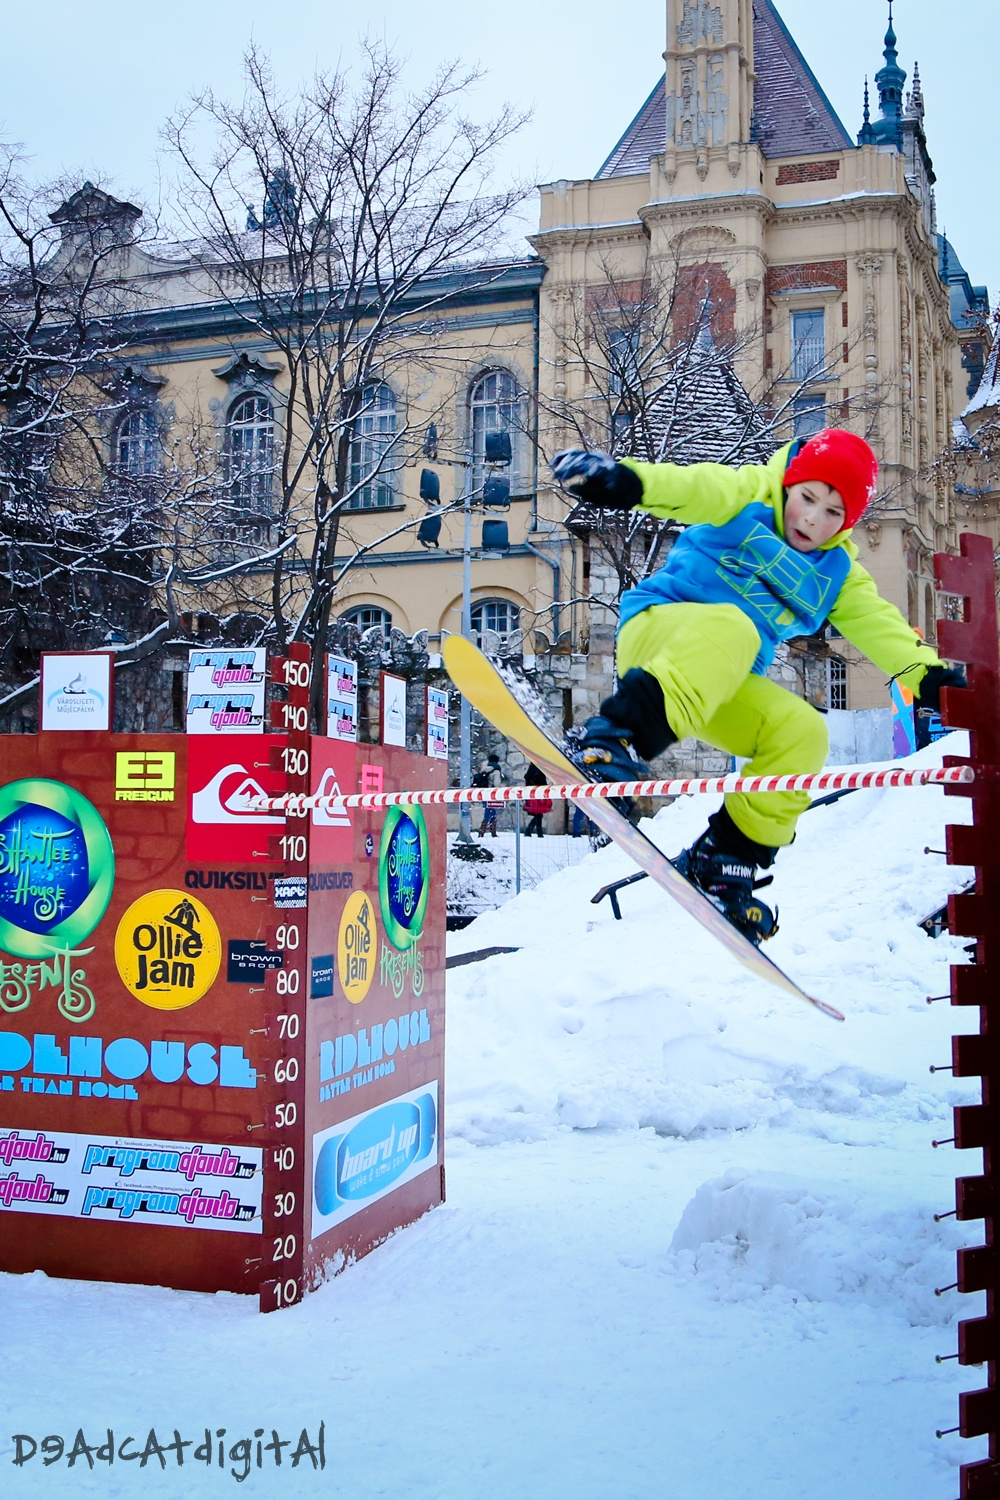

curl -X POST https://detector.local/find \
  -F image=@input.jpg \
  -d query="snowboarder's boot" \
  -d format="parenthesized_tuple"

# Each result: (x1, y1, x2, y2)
(568, 669, 676, 819)
(674, 811, 779, 946)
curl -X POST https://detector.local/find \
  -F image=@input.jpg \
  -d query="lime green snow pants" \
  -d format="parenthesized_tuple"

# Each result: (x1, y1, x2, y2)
(615, 602, 829, 848)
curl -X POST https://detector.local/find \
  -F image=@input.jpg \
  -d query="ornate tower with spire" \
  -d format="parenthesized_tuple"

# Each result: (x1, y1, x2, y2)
(870, 1, 907, 148)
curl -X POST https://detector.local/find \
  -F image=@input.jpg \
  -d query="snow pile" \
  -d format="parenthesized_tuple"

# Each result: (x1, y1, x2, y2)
(446, 734, 974, 1150)
(0, 732, 985, 1498)
(669, 1168, 963, 1327)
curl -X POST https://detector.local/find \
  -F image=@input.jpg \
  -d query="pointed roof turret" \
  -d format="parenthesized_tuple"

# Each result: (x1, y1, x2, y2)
(857, 78, 876, 145)
(905, 60, 925, 121)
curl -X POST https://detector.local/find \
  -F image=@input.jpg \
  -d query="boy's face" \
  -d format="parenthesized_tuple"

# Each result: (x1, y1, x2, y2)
(783, 480, 847, 552)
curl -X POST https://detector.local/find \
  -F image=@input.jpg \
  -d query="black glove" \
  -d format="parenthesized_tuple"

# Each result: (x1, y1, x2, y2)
(551, 449, 644, 510)
(915, 664, 967, 716)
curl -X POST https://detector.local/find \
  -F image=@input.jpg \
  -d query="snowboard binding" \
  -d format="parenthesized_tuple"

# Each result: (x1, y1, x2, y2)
(673, 827, 779, 946)
(566, 715, 650, 820)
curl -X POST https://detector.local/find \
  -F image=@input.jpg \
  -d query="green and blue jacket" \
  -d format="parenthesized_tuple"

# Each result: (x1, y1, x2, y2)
(620, 444, 943, 689)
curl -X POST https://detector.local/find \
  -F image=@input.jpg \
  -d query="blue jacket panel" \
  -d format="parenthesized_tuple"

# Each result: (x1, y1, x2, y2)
(618, 502, 853, 673)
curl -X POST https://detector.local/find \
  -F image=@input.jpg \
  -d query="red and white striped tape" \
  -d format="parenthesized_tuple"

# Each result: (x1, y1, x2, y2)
(249, 763, 973, 816)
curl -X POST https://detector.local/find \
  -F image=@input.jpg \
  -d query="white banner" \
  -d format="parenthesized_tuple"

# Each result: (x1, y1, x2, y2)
(381, 673, 407, 748)
(0, 1127, 263, 1233)
(186, 649, 266, 734)
(326, 655, 359, 742)
(40, 654, 112, 732)
(426, 687, 449, 761)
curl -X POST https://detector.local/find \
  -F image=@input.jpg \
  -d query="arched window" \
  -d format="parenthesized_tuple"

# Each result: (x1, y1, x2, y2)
(227, 395, 275, 515)
(340, 604, 392, 638)
(469, 370, 521, 490)
(116, 408, 158, 476)
(471, 599, 520, 648)
(348, 384, 398, 509)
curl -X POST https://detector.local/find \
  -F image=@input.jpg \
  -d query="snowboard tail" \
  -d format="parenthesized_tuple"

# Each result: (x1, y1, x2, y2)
(443, 634, 844, 1022)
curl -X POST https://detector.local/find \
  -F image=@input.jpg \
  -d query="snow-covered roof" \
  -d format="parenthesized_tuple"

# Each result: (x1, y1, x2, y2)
(962, 327, 1000, 420)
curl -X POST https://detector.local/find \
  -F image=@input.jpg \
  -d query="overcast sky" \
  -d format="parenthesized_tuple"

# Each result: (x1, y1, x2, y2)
(4, 0, 996, 294)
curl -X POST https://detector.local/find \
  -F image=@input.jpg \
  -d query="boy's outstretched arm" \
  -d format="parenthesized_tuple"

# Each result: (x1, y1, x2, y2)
(828, 559, 945, 692)
(551, 445, 792, 528)
(620, 451, 786, 527)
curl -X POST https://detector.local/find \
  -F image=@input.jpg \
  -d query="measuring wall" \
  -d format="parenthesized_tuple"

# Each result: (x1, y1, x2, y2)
(0, 707, 445, 1311)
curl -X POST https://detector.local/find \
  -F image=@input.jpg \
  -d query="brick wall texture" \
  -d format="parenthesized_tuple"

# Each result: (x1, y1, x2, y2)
(775, 160, 841, 185)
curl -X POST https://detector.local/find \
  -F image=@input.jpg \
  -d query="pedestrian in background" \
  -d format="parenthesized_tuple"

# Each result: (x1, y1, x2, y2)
(474, 753, 502, 838)
(524, 762, 551, 838)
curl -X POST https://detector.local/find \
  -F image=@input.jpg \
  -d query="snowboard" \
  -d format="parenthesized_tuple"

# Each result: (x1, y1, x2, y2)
(443, 634, 844, 1022)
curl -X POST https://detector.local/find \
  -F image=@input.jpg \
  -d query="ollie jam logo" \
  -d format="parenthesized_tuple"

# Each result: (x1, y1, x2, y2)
(378, 807, 429, 951)
(114, 890, 221, 1010)
(0, 779, 114, 960)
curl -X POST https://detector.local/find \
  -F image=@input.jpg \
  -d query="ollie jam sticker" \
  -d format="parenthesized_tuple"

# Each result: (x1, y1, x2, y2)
(114, 891, 222, 1010)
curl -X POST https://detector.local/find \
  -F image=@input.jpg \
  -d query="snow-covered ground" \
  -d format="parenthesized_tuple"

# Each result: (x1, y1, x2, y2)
(1, 734, 987, 1498)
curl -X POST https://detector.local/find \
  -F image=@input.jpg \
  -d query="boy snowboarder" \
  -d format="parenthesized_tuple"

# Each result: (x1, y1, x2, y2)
(552, 429, 963, 944)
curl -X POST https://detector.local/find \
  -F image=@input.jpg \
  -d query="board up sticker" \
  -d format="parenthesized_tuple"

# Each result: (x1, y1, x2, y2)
(186, 735, 285, 862)
(0, 1127, 262, 1232)
(311, 1080, 437, 1236)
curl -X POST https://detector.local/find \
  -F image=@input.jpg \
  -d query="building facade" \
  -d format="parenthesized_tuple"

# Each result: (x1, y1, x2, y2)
(46, 0, 988, 772)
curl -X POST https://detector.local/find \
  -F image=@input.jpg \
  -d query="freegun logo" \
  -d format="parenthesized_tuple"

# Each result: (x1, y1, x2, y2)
(115, 752, 175, 803)
(11, 1423, 326, 1480)
(80, 1185, 252, 1224)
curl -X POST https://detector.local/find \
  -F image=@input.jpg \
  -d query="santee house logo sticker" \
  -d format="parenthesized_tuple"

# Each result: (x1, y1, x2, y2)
(115, 891, 221, 1010)
(312, 1081, 438, 1235)
(378, 807, 429, 951)
(0, 779, 114, 960)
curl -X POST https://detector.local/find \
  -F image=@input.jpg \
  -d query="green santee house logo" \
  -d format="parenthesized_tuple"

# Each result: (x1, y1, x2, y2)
(0, 779, 115, 959)
(378, 806, 429, 951)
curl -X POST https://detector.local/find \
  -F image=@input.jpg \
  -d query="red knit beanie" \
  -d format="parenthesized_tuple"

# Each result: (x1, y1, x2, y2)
(783, 429, 879, 531)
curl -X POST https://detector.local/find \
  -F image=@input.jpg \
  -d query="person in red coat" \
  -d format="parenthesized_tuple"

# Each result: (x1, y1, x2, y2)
(523, 762, 551, 838)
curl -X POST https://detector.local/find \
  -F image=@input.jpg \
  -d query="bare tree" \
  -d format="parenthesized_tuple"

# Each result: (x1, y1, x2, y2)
(536, 263, 874, 612)
(161, 41, 529, 715)
(0, 149, 176, 705)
